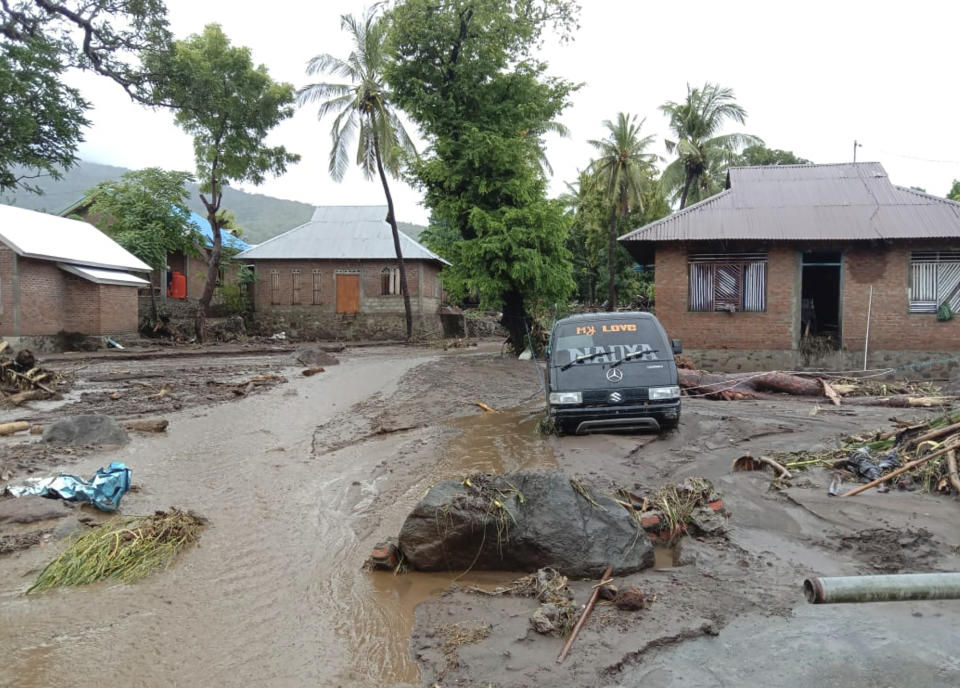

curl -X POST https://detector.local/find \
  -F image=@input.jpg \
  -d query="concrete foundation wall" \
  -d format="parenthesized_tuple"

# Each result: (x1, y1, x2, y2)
(249, 308, 443, 341)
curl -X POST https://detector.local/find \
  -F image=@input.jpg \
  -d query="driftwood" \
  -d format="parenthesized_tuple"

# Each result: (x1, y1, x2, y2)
(301, 367, 325, 377)
(557, 565, 612, 663)
(679, 369, 823, 400)
(0, 421, 30, 436)
(946, 450, 960, 495)
(5, 389, 55, 406)
(841, 396, 953, 408)
(732, 454, 792, 480)
(907, 421, 960, 448)
(123, 418, 169, 433)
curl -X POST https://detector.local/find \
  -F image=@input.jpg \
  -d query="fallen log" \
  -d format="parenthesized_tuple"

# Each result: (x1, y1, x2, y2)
(841, 396, 955, 408)
(123, 418, 169, 433)
(0, 421, 30, 436)
(679, 369, 824, 400)
(301, 367, 325, 377)
(947, 450, 960, 495)
(906, 421, 960, 448)
(5, 389, 55, 406)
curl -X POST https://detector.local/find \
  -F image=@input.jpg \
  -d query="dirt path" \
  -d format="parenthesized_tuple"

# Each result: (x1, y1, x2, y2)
(1, 345, 959, 687)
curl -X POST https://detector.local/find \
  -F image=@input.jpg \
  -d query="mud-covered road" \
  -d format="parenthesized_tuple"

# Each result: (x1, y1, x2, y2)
(1, 344, 959, 687)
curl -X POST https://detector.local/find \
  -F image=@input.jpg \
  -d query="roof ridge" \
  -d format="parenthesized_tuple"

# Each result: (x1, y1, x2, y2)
(728, 161, 884, 171)
(894, 185, 960, 208)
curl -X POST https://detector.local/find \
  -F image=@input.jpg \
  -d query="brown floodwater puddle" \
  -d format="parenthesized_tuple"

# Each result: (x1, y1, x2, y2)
(439, 406, 559, 474)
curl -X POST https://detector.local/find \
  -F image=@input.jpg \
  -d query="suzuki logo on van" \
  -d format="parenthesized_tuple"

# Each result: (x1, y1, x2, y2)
(609, 391, 623, 403)
(605, 368, 623, 382)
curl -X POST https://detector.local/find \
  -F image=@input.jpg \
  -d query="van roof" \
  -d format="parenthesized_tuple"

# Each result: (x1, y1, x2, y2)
(554, 311, 658, 325)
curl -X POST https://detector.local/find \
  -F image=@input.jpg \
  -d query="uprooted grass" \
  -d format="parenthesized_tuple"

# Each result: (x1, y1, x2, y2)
(650, 477, 717, 534)
(28, 508, 207, 594)
(465, 567, 578, 636)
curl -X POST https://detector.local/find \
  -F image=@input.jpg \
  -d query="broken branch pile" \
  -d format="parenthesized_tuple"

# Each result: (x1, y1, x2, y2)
(0, 342, 61, 406)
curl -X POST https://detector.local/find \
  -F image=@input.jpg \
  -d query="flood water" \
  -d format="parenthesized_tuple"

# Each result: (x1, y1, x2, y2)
(0, 353, 557, 687)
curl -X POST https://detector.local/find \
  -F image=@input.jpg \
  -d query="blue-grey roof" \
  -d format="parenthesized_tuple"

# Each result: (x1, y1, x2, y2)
(236, 205, 449, 264)
(619, 162, 960, 243)
(188, 212, 251, 251)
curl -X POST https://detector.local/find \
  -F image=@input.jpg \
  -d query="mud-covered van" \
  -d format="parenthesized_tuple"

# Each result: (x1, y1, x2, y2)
(546, 312, 681, 434)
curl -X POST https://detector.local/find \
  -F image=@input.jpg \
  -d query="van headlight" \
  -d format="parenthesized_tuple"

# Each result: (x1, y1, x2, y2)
(649, 386, 680, 400)
(549, 391, 582, 404)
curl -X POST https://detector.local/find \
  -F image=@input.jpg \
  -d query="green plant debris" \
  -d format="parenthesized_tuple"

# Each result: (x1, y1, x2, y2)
(28, 508, 206, 594)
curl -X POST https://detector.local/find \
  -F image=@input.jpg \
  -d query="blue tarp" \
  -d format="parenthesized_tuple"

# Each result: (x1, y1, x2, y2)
(188, 212, 252, 252)
(5, 462, 131, 512)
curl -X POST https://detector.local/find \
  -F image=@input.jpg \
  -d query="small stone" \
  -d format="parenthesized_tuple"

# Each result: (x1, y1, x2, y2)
(530, 603, 559, 634)
(613, 585, 646, 611)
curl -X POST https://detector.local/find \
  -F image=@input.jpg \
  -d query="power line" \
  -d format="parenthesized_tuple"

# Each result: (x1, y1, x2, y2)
(875, 149, 960, 165)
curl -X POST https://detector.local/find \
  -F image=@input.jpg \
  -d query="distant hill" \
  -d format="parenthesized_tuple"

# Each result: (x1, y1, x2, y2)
(1, 161, 425, 244)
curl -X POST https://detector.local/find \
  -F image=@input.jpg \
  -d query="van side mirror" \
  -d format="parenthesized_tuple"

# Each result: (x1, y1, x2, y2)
(671, 339, 683, 354)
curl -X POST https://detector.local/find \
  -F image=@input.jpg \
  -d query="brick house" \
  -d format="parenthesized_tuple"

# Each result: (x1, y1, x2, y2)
(0, 204, 150, 348)
(619, 163, 960, 371)
(236, 205, 449, 339)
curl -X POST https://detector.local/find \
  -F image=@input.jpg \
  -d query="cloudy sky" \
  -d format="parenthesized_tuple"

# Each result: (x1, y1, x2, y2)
(69, 0, 960, 225)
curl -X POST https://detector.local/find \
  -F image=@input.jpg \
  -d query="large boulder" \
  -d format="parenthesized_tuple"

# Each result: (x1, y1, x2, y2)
(43, 415, 129, 446)
(398, 472, 654, 577)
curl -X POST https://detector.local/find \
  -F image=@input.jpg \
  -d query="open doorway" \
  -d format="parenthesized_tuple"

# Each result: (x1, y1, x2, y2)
(800, 251, 842, 350)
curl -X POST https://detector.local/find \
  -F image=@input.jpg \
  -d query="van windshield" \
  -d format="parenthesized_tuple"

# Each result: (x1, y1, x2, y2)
(552, 320, 662, 367)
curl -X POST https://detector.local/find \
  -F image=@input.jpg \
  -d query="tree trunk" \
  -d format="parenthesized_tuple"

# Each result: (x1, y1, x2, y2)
(372, 130, 413, 340)
(679, 170, 695, 209)
(149, 280, 159, 323)
(500, 289, 527, 356)
(606, 204, 617, 312)
(678, 369, 825, 400)
(196, 183, 223, 343)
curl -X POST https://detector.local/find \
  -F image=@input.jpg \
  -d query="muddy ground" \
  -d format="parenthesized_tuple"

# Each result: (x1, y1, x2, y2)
(0, 343, 958, 687)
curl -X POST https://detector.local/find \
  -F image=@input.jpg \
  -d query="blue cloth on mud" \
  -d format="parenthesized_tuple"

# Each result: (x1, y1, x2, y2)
(5, 462, 131, 512)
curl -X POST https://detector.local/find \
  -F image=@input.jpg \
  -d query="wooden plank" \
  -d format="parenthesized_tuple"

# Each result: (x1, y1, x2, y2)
(336, 274, 360, 313)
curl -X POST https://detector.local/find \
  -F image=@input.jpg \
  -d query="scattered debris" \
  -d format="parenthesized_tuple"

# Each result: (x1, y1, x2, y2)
(0, 421, 30, 436)
(474, 402, 497, 413)
(5, 462, 131, 512)
(732, 453, 792, 480)
(365, 539, 401, 571)
(612, 584, 647, 611)
(27, 507, 207, 593)
(301, 366, 325, 377)
(0, 341, 62, 405)
(43, 414, 130, 447)
(557, 564, 611, 663)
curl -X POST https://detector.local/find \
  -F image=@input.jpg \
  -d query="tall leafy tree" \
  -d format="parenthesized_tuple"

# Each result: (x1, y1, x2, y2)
(587, 113, 657, 310)
(660, 82, 762, 208)
(84, 168, 202, 319)
(298, 7, 417, 339)
(386, 0, 578, 353)
(0, 0, 171, 190)
(947, 180, 960, 202)
(144, 24, 299, 339)
(735, 145, 810, 167)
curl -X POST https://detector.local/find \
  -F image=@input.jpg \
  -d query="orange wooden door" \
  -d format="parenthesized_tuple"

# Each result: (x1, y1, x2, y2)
(336, 274, 360, 313)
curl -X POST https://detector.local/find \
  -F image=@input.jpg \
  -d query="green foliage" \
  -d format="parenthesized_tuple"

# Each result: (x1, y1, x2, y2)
(144, 24, 299, 323)
(660, 82, 762, 208)
(386, 0, 579, 350)
(216, 264, 257, 315)
(586, 113, 658, 309)
(85, 167, 201, 270)
(297, 7, 415, 182)
(735, 145, 810, 166)
(0, 38, 88, 193)
(947, 180, 960, 202)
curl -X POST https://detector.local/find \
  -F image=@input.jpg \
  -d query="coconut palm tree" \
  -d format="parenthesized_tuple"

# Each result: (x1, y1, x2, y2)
(297, 7, 417, 338)
(660, 83, 763, 209)
(587, 113, 658, 311)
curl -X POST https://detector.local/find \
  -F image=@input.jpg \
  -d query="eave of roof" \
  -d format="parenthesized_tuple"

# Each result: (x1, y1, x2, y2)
(58, 263, 151, 287)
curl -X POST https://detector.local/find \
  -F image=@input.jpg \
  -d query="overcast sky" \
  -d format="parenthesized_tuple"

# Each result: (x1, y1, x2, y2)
(69, 0, 960, 226)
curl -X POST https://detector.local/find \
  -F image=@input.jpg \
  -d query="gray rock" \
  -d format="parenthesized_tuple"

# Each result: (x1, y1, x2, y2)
(43, 415, 129, 446)
(295, 348, 340, 367)
(397, 472, 654, 577)
(530, 603, 559, 634)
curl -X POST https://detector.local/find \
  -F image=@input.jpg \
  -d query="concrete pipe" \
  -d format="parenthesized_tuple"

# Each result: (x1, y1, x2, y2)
(804, 573, 960, 604)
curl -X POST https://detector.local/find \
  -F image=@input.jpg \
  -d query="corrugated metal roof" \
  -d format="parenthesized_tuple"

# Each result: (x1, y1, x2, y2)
(188, 212, 251, 252)
(619, 162, 960, 243)
(58, 264, 150, 286)
(0, 204, 150, 271)
(236, 205, 449, 265)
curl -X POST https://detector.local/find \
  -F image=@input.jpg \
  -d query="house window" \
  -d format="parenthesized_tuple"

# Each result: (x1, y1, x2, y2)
(292, 270, 301, 304)
(688, 253, 767, 312)
(380, 266, 400, 295)
(909, 251, 960, 313)
(312, 269, 322, 305)
(270, 270, 280, 305)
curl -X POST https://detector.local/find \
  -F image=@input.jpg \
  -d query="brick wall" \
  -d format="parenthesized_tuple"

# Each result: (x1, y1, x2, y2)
(248, 259, 443, 315)
(0, 245, 16, 333)
(17, 258, 67, 335)
(98, 284, 139, 334)
(653, 241, 960, 353)
(654, 243, 797, 349)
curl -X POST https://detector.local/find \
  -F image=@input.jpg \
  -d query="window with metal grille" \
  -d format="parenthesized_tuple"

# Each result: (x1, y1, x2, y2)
(291, 270, 301, 304)
(688, 253, 767, 312)
(909, 251, 960, 313)
(312, 269, 321, 305)
(270, 270, 280, 305)
(380, 267, 400, 295)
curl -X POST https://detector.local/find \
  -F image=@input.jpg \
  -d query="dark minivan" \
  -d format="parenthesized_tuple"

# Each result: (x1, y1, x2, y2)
(546, 312, 681, 435)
